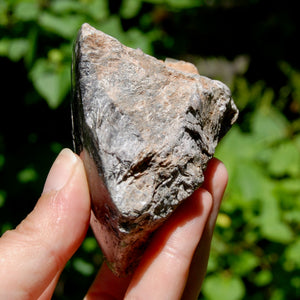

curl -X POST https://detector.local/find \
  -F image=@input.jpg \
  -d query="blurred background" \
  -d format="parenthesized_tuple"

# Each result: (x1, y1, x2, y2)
(0, 0, 299, 299)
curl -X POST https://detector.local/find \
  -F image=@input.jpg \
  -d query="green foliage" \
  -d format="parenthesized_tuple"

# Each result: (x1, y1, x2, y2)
(0, 0, 158, 108)
(0, 0, 299, 299)
(202, 273, 246, 300)
(207, 78, 300, 299)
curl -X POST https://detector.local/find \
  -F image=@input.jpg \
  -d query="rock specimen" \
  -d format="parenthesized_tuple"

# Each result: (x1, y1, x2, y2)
(72, 23, 239, 276)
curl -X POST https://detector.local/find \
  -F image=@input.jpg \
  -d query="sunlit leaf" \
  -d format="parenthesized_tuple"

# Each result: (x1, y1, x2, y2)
(85, 0, 109, 21)
(216, 126, 262, 169)
(30, 59, 71, 108)
(216, 213, 232, 228)
(268, 140, 300, 177)
(0, 38, 30, 61)
(233, 161, 267, 201)
(120, 0, 142, 19)
(203, 273, 246, 300)
(82, 237, 98, 253)
(251, 107, 288, 144)
(0, 2, 9, 26)
(9, 38, 29, 61)
(99, 16, 125, 42)
(97, 16, 153, 54)
(50, 0, 84, 14)
(14, 2, 39, 21)
(284, 210, 300, 223)
(253, 270, 273, 287)
(260, 195, 294, 244)
(206, 253, 218, 272)
(276, 178, 300, 194)
(126, 28, 153, 54)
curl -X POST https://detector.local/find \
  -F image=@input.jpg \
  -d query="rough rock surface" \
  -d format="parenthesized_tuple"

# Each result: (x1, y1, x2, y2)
(72, 23, 239, 276)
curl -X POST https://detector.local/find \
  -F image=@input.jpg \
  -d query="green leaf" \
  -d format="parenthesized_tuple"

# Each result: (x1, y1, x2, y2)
(253, 270, 273, 287)
(251, 107, 288, 144)
(120, 0, 142, 19)
(86, 0, 109, 21)
(0, 38, 29, 61)
(276, 178, 300, 194)
(0, 1, 9, 26)
(14, 2, 39, 21)
(268, 141, 300, 177)
(24, 26, 38, 68)
(206, 253, 218, 272)
(0, 38, 10, 56)
(261, 221, 293, 244)
(202, 273, 246, 300)
(73, 258, 95, 276)
(216, 126, 262, 169)
(1, 223, 13, 235)
(98, 16, 125, 42)
(166, 0, 204, 9)
(284, 238, 300, 269)
(82, 237, 98, 253)
(260, 195, 294, 244)
(291, 277, 300, 289)
(9, 38, 29, 61)
(233, 161, 267, 202)
(284, 210, 300, 224)
(125, 28, 153, 54)
(30, 59, 71, 108)
(17, 167, 38, 183)
(143, 0, 204, 8)
(50, 142, 63, 154)
(50, 0, 84, 14)
(230, 252, 259, 276)
(270, 289, 285, 300)
(39, 12, 84, 39)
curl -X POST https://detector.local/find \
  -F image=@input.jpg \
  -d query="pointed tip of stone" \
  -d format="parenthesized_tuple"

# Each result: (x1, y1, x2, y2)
(80, 22, 95, 32)
(78, 22, 95, 36)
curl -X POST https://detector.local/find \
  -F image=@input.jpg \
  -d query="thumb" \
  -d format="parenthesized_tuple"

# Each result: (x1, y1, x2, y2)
(0, 148, 91, 299)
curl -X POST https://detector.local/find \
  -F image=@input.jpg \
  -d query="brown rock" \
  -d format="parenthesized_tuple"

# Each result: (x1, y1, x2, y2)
(72, 23, 238, 276)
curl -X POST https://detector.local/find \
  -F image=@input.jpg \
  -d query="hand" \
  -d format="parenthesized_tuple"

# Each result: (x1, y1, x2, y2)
(0, 149, 227, 299)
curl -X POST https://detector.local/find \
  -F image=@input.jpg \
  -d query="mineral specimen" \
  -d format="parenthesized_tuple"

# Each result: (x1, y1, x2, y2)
(72, 23, 238, 276)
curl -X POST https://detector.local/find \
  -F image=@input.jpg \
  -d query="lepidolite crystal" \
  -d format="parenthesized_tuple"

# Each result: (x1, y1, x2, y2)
(72, 23, 238, 276)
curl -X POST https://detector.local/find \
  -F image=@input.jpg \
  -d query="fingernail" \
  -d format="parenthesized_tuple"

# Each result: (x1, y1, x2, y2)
(43, 148, 79, 194)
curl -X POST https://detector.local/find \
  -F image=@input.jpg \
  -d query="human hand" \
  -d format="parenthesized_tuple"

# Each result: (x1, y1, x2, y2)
(86, 156, 228, 299)
(0, 148, 227, 299)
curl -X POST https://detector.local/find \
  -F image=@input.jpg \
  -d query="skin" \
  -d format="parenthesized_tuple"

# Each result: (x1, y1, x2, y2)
(0, 148, 228, 300)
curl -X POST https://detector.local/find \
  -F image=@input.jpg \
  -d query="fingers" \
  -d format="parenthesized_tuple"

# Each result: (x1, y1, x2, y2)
(182, 158, 228, 299)
(85, 158, 227, 300)
(0, 149, 91, 299)
(85, 262, 132, 300)
(202, 158, 228, 227)
(124, 188, 213, 299)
